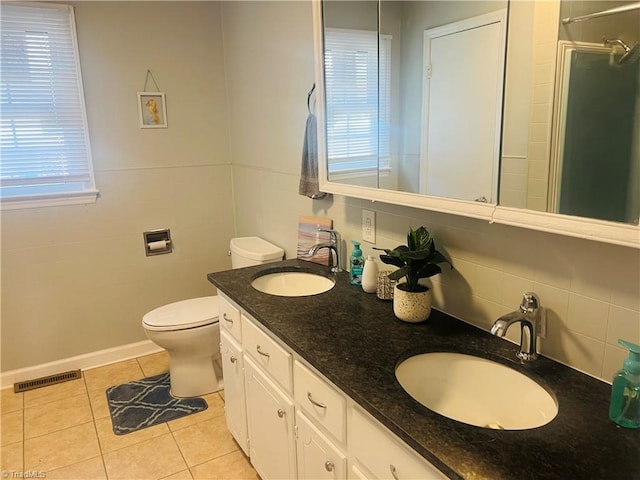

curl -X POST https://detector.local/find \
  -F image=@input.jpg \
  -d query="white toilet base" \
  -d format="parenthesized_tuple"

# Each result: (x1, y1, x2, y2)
(169, 354, 223, 398)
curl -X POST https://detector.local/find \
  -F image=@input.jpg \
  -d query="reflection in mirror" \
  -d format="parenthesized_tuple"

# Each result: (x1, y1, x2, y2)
(322, 0, 508, 202)
(501, 0, 639, 225)
(322, 1, 380, 189)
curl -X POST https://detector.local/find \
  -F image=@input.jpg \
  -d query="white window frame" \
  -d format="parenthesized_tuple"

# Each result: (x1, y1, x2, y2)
(1, 2, 98, 210)
(323, 28, 391, 179)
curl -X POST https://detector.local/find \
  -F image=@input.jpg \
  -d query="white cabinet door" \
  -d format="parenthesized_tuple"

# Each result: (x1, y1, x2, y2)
(296, 410, 346, 480)
(220, 330, 248, 456)
(421, 11, 505, 202)
(244, 355, 297, 480)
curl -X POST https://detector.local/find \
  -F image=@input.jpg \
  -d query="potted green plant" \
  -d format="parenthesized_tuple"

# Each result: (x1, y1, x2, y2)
(375, 226, 452, 322)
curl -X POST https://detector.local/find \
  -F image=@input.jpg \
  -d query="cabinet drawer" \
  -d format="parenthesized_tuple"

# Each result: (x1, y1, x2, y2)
(294, 360, 346, 443)
(242, 314, 292, 392)
(350, 407, 446, 480)
(219, 293, 241, 341)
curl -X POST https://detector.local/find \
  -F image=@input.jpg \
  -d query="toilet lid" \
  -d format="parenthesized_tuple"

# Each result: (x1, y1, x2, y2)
(142, 296, 219, 331)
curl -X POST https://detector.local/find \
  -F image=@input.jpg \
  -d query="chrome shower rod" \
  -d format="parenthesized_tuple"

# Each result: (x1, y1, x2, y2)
(562, 2, 640, 25)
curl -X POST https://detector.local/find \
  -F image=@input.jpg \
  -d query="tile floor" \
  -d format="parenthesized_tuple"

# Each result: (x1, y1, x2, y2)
(0, 352, 259, 479)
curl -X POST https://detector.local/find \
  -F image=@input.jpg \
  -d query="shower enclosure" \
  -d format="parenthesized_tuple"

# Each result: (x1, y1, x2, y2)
(550, 41, 640, 224)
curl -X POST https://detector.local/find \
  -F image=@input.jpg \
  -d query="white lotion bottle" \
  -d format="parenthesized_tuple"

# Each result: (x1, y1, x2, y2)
(362, 255, 379, 293)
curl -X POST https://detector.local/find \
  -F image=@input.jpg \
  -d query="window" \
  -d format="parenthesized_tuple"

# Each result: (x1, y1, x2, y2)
(323, 28, 391, 176)
(1, 2, 97, 209)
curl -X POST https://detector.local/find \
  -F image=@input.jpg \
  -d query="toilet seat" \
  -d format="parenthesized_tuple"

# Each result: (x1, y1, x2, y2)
(143, 296, 219, 331)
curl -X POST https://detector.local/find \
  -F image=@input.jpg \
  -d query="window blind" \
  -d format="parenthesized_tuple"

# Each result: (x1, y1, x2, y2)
(324, 28, 391, 173)
(0, 3, 97, 207)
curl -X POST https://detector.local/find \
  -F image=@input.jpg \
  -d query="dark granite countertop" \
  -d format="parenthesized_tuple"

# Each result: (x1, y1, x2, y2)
(207, 259, 640, 480)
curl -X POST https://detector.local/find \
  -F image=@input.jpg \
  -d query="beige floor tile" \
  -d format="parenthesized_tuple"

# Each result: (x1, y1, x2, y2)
(2, 354, 243, 480)
(95, 415, 170, 454)
(190, 450, 258, 480)
(24, 378, 87, 408)
(1, 410, 23, 445)
(172, 416, 239, 468)
(1, 441, 23, 474)
(168, 393, 225, 432)
(88, 388, 111, 420)
(137, 351, 170, 377)
(24, 422, 101, 472)
(162, 470, 194, 480)
(45, 456, 107, 479)
(84, 359, 144, 393)
(24, 393, 92, 439)
(102, 433, 187, 480)
(1, 388, 23, 414)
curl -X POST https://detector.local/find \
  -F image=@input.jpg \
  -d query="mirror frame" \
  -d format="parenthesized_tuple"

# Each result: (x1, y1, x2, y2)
(312, 0, 640, 249)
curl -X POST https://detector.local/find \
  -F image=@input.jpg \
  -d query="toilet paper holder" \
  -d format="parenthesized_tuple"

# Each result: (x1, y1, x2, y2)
(143, 229, 173, 256)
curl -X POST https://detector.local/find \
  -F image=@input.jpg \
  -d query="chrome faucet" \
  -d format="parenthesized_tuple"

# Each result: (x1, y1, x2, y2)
(491, 292, 546, 361)
(308, 228, 342, 273)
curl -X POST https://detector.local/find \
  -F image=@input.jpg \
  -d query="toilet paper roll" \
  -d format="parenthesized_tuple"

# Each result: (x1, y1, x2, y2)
(148, 240, 168, 251)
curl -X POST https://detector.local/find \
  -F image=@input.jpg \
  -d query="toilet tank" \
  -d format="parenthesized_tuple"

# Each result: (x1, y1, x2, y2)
(230, 237, 284, 269)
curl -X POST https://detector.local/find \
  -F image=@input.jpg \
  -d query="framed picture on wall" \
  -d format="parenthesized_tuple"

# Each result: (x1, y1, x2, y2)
(137, 92, 167, 128)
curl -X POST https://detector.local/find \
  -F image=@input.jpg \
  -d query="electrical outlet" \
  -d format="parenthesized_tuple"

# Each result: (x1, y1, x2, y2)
(362, 209, 376, 243)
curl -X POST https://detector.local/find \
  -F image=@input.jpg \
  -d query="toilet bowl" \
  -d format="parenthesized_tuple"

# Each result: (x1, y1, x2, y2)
(142, 237, 284, 398)
(143, 296, 222, 398)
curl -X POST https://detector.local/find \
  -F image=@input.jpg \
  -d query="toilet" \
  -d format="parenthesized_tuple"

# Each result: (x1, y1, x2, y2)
(142, 237, 284, 397)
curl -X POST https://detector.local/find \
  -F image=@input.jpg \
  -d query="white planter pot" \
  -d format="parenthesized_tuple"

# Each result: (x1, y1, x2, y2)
(393, 285, 432, 323)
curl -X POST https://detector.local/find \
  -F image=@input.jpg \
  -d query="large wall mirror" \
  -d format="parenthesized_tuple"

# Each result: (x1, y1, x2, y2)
(313, 0, 640, 247)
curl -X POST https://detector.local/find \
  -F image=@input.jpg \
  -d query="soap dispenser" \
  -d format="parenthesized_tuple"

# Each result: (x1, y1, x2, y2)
(349, 240, 364, 285)
(609, 339, 640, 428)
(361, 255, 379, 293)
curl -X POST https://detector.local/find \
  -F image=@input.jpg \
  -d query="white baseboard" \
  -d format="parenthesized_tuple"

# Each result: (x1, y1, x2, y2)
(1, 340, 163, 390)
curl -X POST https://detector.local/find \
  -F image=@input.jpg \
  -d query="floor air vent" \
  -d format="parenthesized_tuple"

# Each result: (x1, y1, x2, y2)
(14, 369, 82, 393)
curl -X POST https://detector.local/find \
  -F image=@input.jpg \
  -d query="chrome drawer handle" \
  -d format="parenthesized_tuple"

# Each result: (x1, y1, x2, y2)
(230, 355, 237, 363)
(277, 408, 286, 418)
(324, 461, 334, 472)
(390, 464, 399, 480)
(223, 313, 233, 324)
(307, 392, 327, 409)
(256, 345, 270, 358)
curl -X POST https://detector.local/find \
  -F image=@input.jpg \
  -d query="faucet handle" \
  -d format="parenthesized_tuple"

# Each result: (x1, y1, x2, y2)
(521, 292, 546, 338)
(521, 292, 540, 312)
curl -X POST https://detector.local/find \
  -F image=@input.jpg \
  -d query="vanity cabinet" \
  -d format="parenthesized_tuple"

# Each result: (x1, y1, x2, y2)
(217, 292, 444, 480)
(219, 330, 248, 455)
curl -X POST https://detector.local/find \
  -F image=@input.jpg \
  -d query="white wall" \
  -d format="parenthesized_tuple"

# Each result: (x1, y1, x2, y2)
(222, 1, 639, 383)
(1, 2, 236, 372)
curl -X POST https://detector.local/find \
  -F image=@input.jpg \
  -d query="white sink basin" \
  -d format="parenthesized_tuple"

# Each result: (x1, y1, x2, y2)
(395, 352, 558, 430)
(251, 271, 335, 297)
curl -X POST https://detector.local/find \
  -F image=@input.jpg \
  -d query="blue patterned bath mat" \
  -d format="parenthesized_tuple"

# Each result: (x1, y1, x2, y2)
(106, 372, 207, 435)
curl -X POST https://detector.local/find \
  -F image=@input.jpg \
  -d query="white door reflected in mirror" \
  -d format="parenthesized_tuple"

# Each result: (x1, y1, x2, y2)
(421, 11, 505, 202)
